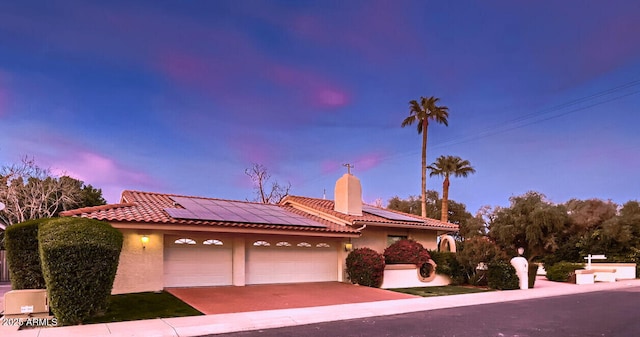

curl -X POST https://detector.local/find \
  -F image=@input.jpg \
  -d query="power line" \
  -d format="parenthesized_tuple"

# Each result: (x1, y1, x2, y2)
(301, 79, 640, 186)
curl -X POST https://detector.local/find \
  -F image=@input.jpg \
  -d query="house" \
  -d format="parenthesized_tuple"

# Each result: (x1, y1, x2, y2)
(61, 172, 458, 294)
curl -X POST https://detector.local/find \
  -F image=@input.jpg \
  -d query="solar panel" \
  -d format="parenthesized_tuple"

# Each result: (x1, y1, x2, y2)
(165, 196, 326, 228)
(362, 205, 423, 222)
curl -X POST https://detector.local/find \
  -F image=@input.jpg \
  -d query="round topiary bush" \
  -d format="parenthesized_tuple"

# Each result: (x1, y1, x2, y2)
(487, 260, 519, 290)
(38, 217, 123, 325)
(4, 218, 50, 289)
(383, 239, 431, 267)
(346, 247, 385, 288)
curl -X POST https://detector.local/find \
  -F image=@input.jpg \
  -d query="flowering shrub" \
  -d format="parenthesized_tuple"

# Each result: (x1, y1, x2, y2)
(346, 248, 385, 288)
(384, 239, 431, 267)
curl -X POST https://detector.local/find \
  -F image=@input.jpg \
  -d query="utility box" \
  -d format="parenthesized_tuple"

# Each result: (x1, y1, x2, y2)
(3, 289, 49, 317)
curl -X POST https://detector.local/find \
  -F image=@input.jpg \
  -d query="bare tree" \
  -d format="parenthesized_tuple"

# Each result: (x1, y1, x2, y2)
(0, 157, 105, 229)
(245, 163, 291, 204)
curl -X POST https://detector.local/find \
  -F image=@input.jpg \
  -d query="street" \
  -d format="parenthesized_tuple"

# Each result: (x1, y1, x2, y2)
(212, 287, 640, 337)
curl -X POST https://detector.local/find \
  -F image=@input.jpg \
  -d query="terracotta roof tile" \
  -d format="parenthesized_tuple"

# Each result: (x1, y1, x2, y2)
(61, 190, 359, 235)
(281, 195, 459, 231)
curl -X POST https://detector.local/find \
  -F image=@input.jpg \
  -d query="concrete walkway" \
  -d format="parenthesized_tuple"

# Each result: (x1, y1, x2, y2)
(3, 277, 640, 337)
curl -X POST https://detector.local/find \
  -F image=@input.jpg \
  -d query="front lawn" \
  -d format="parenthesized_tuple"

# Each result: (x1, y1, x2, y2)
(84, 291, 203, 324)
(390, 285, 494, 297)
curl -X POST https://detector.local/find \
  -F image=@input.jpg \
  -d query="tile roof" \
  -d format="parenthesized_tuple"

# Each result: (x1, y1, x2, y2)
(60, 190, 360, 235)
(281, 195, 459, 231)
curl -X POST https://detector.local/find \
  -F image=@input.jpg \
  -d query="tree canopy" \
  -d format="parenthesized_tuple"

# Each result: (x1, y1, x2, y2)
(427, 155, 475, 223)
(387, 191, 480, 239)
(0, 158, 106, 229)
(401, 96, 449, 218)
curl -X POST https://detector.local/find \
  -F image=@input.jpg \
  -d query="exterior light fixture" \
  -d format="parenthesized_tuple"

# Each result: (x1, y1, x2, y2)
(345, 243, 353, 252)
(141, 235, 149, 249)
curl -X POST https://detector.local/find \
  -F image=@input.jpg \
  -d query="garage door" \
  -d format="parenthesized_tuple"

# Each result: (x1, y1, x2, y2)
(164, 236, 232, 287)
(246, 239, 338, 284)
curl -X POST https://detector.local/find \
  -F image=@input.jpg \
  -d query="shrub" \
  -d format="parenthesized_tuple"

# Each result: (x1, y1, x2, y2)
(38, 217, 123, 325)
(384, 239, 431, 267)
(4, 219, 49, 289)
(545, 262, 584, 282)
(528, 263, 539, 288)
(346, 248, 385, 288)
(429, 250, 466, 285)
(454, 237, 506, 286)
(487, 260, 519, 290)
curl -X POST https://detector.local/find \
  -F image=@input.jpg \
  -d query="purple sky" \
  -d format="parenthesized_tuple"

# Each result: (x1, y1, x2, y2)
(1, 1, 639, 214)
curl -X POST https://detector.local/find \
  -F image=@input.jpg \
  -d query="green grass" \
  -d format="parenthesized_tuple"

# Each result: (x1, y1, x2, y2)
(84, 291, 203, 324)
(390, 285, 494, 297)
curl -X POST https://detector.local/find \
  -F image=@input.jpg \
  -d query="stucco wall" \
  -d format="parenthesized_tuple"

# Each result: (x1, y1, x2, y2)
(352, 227, 440, 253)
(111, 230, 164, 294)
(353, 228, 388, 253)
(410, 231, 438, 251)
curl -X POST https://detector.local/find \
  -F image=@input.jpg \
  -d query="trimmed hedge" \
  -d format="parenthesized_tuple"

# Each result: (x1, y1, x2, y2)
(528, 263, 539, 288)
(545, 262, 584, 282)
(346, 248, 385, 288)
(38, 217, 123, 325)
(487, 261, 519, 290)
(4, 219, 49, 289)
(383, 239, 431, 267)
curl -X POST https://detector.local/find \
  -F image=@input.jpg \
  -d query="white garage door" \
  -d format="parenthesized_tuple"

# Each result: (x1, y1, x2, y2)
(164, 236, 233, 287)
(246, 239, 338, 284)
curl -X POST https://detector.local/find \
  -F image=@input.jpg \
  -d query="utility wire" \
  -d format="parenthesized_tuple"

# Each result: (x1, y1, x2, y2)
(301, 79, 640, 187)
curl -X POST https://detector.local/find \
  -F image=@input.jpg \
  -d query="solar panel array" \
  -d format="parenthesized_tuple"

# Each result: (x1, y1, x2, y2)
(165, 196, 327, 228)
(362, 205, 423, 222)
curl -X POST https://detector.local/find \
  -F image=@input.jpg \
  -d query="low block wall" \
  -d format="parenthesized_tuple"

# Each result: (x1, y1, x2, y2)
(380, 264, 451, 289)
(589, 263, 636, 280)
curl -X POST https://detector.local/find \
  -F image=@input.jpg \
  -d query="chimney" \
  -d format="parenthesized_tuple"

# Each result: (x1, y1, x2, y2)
(334, 172, 363, 216)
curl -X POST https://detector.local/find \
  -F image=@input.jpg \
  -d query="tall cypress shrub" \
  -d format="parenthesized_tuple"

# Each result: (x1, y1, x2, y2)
(4, 219, 49, 289)
(38, 217, 123, 325)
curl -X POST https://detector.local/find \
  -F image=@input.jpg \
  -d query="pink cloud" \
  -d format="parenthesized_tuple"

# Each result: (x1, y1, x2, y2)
(320, 151, 386, 176)
(227, 134, 284, 169)
(321, 160, 342, 175)
(252, 2, 424, 65)
(2, 125, 161, 204)
(354, 152, 386, 172)
(49, 151, 159, 204)
(0, 87, 7, 118)
(265, 64, 351, 109)
(0, 70, 10, 118)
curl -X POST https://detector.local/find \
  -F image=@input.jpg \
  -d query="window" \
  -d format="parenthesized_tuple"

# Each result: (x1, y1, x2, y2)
(253, 240, 271, 247)
(174, 238, 196, 245)
(387, 235, 407, 246)
(316, 243, 331, 248)
(297, 242, 311, 248)
(276, 241, 292, 247)
(203, 239, 223, 246)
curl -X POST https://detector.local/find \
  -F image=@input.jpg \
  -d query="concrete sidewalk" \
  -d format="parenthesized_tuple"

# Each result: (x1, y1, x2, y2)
(3, 278, 640, 337)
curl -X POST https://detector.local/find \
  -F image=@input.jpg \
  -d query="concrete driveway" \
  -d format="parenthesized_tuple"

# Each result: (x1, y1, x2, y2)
(166, 282, 417, 315)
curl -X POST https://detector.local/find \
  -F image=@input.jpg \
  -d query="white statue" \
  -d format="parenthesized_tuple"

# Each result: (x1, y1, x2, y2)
(510, 247, 528, 289)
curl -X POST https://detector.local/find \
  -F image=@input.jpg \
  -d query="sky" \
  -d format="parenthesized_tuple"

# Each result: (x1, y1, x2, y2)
(1, 1, 639, 214)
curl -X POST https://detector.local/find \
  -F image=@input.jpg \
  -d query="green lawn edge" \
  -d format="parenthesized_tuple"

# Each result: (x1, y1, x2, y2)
(83, 291, 203, 324)
(390, 285, 494, 297)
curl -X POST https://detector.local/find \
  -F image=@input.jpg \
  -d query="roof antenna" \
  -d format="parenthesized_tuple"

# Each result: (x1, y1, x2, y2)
(323, 188, 326, 200)
(343, 163, 354, 174)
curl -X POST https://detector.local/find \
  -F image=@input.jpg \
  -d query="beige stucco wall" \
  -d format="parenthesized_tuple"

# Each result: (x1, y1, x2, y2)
(353, 227, 388, 253)
(352, 227, 440, 253)
(111, 229, 164, 295)
(410, 231, 439, 251)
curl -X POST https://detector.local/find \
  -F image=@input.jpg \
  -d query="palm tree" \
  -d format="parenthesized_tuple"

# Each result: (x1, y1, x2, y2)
(427, 155, 476, 223)
(401, 96, 449, 218)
